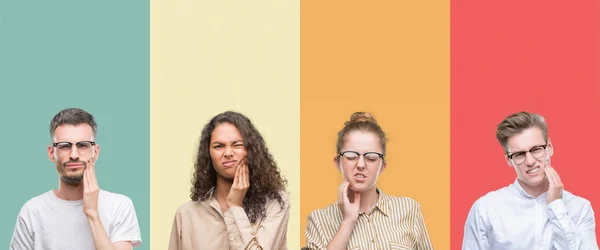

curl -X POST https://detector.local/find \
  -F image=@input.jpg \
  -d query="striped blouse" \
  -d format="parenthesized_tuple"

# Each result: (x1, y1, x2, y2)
(303, 189, 433, 250)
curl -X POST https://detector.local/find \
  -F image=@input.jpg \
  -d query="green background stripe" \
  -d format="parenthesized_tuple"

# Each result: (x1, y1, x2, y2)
(0, 1, 150, 248)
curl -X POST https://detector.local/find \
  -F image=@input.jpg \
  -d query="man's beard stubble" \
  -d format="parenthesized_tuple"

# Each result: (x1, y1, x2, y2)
(58, 160, 88, 185)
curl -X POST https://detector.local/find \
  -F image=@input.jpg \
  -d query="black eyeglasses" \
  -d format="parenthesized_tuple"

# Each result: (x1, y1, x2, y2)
(338, 151, 384, 168)
(506, 144, 547, 165)
(53, 141, 96, 155)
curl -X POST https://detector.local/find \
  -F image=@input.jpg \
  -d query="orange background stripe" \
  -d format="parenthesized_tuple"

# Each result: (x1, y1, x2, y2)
(300, 1, 450, 248)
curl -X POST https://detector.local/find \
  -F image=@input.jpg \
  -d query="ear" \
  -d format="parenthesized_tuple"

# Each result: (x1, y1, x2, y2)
(380, 161, 387, 173)
(48, 145, 55, 163)
(504, 153, 513, 168)
(333, 156, 340, 171)
(547, 138, 554, 157)
(93, 144, 100, 162)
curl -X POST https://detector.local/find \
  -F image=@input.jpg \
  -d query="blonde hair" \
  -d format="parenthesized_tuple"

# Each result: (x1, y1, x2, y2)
(496, 111, 548, 151)
(336, 112, 387, 155)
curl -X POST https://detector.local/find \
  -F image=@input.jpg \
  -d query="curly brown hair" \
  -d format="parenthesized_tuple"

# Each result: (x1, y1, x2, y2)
(190, 111, 287, 223)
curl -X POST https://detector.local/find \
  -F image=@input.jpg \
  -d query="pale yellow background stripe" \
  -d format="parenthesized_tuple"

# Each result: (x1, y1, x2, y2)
(150, 1, 300, 249)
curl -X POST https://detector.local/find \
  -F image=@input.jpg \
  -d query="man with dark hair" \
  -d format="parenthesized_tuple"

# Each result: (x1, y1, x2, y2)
(10, 108, 142, 249)
(462, 111, 598, 250)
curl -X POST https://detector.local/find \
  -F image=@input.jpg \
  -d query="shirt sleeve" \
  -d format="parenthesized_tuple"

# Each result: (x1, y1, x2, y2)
(224, 193, 291, 250)
(413, 203, 434, 250)
(547, 199, 598, 250)
(303, 211, 328, 250)
(462, 199, 490, 250)
(10, 208, 34, 250)
(110, 197, 142, 248)
(168, 211, 182, 250)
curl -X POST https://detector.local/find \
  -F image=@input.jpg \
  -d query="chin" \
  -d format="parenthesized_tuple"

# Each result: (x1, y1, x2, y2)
(218, 172, 235, 180)
(522, 177, 543, 187)
(349, 183, 374, 192)
(61, 174, 83, 184)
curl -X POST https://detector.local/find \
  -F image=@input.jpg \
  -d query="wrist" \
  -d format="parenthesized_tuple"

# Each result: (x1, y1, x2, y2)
(87, 216, 100, 227)
(342, 218, 357, 226)
(547, 198, 562, 205)
(227, 201, 242, 208)
(547, 196, 562, 204)
(86, 212, 100, 221)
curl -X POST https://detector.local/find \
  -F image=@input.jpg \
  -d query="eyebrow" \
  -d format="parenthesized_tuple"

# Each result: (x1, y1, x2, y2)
(211, 140, 244, 145)
(507, 144, 546, 154)
(54, 140, 92, 144)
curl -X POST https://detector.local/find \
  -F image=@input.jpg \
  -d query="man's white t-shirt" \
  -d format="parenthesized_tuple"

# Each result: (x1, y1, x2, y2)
(10, 189, 142, 250)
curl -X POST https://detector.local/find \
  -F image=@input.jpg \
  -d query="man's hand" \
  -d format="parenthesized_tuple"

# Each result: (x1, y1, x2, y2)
(83, 161, 100, 219)
(545, 165, 563, 204)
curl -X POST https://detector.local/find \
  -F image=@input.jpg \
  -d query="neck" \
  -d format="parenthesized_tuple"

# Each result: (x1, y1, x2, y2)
(518, 178, 549, 198)
(214, 175, 233, 204)
(54, 180, 84, 200)
(350, 186, 379, 213)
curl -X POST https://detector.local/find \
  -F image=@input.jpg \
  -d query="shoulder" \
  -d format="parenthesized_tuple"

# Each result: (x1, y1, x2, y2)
(263, 190, 291, 207)
(174, 200, 203, 217)
(99, 190, 134, 207)
(17, 191, 55, 216)
(308, 202, 340, 221)
(385, 194, 421, 208)
(562, 190, 593, 209)
(273, 190, 291, 205)
(305, 205, 337, 234)
(262, 190, 292, 215)
(381, 194, 428, 220)
(469, 185, 512, 211)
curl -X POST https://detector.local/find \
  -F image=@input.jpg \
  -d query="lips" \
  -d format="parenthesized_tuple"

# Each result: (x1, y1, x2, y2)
(354, 173, 367, 181)
(65, 164, 84, 169)
(526, 166, 540, 175)
(222, 160, 237, 168)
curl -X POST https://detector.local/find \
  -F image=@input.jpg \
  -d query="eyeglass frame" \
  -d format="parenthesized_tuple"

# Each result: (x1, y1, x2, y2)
(338, 151, 385, 168)
(52, 141, 96, 155)
(506, 143, 548, 165)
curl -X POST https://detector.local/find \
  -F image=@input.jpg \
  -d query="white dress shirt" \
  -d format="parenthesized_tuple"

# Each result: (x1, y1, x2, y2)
(462, 179, 598, 250)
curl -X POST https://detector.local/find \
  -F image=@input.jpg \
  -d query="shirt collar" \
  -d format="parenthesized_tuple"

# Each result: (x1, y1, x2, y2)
(511, 178, 532, 198)
(510, 178, 548, 199)
(204, 187, 222, 212)
(204, 186, 217, 200)
(373, 188, 390, 217)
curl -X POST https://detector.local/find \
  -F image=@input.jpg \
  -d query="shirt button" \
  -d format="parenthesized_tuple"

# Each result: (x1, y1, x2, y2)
(371, 239, 375, 243)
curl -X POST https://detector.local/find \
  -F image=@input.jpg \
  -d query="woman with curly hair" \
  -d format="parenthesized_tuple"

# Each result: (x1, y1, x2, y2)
(169, 111, 290, 250)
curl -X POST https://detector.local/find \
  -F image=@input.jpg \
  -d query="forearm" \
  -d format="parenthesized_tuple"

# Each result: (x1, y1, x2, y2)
(224, 206, 252, 250)
(88, 215, 116, 250)
(246, 203, 290, 250)
(326, 219, 355, 250)
(547, 200, 598, 250)
(550, 225, 587, 250)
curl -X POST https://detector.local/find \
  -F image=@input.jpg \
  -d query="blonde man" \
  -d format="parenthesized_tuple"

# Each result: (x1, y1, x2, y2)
(462, 111, 598, 250)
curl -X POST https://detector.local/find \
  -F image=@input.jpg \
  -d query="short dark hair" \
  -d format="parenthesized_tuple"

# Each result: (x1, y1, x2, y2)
(50, 108, 97, 139)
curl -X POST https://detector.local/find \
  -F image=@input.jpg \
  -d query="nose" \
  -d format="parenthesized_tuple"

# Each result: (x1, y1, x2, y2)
(524, 152, 536, 166)
(69, 145, 80, 160)
(355, 155, 366, 169)
(224, 146, 234, 157)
